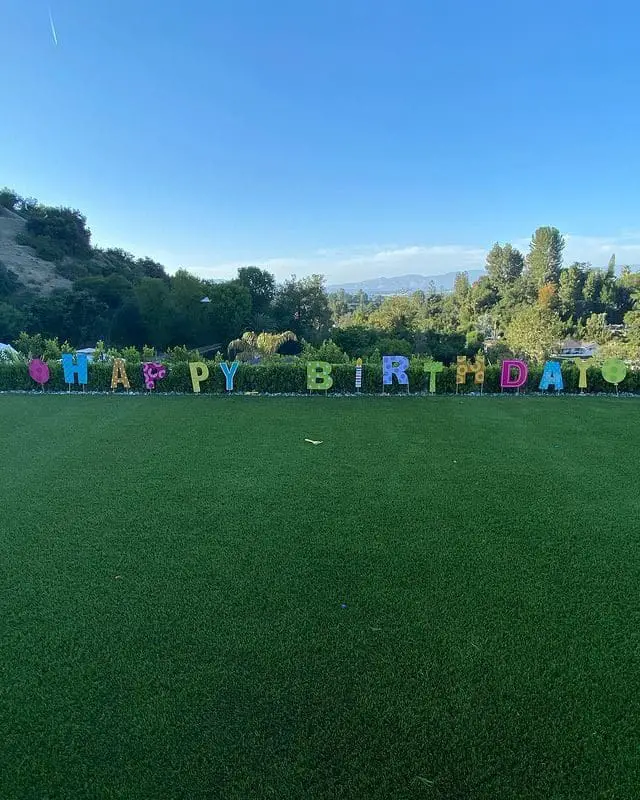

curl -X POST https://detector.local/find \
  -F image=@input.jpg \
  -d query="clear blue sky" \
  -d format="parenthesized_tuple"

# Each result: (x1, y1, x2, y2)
(3, 0, 640, 282)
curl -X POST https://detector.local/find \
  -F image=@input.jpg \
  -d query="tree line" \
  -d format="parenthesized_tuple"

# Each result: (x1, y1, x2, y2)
(2, 186, 640, 364)
(328, 227, 640, 363)
(0, 188, 332, 352)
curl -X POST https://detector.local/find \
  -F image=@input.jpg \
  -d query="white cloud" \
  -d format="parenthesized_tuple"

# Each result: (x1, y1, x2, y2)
(114, 232, 640, 285)
(564, 234, 640, 263)
(514, 233, 640, 266)
(189, 243, 488, 283)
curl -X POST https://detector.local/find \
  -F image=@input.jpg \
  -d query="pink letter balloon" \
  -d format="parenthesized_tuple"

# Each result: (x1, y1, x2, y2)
(29, 359, 51, 386)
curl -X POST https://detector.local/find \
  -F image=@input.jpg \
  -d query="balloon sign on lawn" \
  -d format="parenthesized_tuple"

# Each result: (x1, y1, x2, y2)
(28, 358, 50, 389)
(142, 362, 167, 390)
(23, 353, 631, 395)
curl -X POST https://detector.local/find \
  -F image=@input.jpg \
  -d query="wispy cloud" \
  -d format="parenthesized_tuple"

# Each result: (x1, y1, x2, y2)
(126, 232, 640, 284)
(191, 243, 487, 283)
(513, 233, 640, 266)
(564, 234, 640, 262)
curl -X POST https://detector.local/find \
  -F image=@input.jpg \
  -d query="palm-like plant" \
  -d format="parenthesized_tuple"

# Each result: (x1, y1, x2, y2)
(227, 330, 297, 361)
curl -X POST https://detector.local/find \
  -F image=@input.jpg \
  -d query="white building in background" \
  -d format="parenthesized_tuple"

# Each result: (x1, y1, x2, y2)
(76, 348, 96, 362)
(553, 339, 599, 359)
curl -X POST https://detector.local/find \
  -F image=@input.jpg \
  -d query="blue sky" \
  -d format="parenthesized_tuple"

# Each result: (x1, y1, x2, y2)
(2, 0, 640, 282)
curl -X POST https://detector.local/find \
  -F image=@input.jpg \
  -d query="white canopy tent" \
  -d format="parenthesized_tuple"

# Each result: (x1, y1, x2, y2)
(0, 343, 19, 360)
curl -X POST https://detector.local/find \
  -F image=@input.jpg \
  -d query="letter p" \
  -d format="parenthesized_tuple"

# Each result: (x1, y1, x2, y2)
(189, 362, 210, 393)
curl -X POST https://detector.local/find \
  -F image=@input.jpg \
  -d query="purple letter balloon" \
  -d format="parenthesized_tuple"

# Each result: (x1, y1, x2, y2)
(142, 362, 167, 390)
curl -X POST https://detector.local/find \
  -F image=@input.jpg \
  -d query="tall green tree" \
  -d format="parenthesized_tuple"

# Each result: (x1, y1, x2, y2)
(505, 306, 564, 362)
(582, 270, 603, 317)
(236, 267, 276, 316)
(526, 227, 565, 288)
(557, 264, 586, 319)
(328, 289, 349, 320)
(273, 274, 332, 344)
(470, 276, 498, 313)
(135, 278, 174, 349)
(583, 313, 611, 344)
(368, 295, 417, 335)
(485, 243, 524, 289)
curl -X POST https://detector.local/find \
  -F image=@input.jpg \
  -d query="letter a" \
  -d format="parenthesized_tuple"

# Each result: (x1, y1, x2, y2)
(111, 358, 130, 390)
(539, 360, 563, 391)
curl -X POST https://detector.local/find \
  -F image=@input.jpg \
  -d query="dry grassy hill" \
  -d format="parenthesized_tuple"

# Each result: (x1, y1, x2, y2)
(0, 208, 71, 294)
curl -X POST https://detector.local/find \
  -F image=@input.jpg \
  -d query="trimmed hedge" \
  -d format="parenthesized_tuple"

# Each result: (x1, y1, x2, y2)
(1, 360, 639, 394)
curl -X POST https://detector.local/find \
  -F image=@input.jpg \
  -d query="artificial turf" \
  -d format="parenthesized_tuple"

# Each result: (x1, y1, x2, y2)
(1, 394, 639, 800)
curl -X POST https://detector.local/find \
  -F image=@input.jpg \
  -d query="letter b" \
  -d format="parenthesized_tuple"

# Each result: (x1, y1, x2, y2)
(307, 361, 333, 390)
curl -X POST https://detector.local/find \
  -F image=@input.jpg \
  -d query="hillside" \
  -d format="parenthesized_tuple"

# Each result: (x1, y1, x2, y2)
(0, 208, 71, 294)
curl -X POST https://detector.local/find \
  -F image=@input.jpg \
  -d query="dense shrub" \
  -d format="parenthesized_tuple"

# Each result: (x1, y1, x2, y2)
(0, 187, 20, 211)
(16, 233, 65, 263)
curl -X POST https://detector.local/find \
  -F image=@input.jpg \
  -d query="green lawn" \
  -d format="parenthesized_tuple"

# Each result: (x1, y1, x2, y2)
(2, 395, 639, 800)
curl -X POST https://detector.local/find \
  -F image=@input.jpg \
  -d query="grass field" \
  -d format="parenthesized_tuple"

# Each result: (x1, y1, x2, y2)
(2, 395, 639, 800)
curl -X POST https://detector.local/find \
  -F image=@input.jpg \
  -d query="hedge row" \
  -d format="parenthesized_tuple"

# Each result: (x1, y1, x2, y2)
(1, 361, 638, 394)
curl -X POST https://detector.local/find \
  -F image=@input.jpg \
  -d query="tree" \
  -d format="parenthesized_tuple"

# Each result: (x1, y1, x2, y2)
(485, 243, 524, 289)
(168, 269, 210, 346)
(537, 282, 558, 310)
(135, 278, 174, 349)
(14, 332, 46, 358)
(583, 313, 611, 344)
(470, 276, 499, 313)
(228, 330, 297, 361)
(624, 309, 640, 349)
(332, 325, 378, 358)
(137, 257, 168, 281)
(73, 274, 133, 309)
(0, 262, 20, 298)
(526, 227, 565, 288)
(302, 339, 349, 363)
(582, 270, 604, 317)
(453, 271, 470, 300)
(505, 306, 564, 362)
(273, 275, 332, 344)
(0, 303, 27, 340)
(236, 267, 276, 316)
(25, 206, 92, 258)
(368, 295, 416, 335)
(204, 282, 252, 346)
(557, 264, 586, 319)
(412, 330, 467, 362)
(328, 289, 349, 320)
(0, 188, 21, 211)
(110, 300, 147, 348)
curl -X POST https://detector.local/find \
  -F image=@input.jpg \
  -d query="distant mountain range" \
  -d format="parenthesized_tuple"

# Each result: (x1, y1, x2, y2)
(327, 270, 486, 296)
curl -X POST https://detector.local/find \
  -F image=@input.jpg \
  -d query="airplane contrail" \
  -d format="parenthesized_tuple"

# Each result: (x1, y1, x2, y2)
(49, 8, 58, 46)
